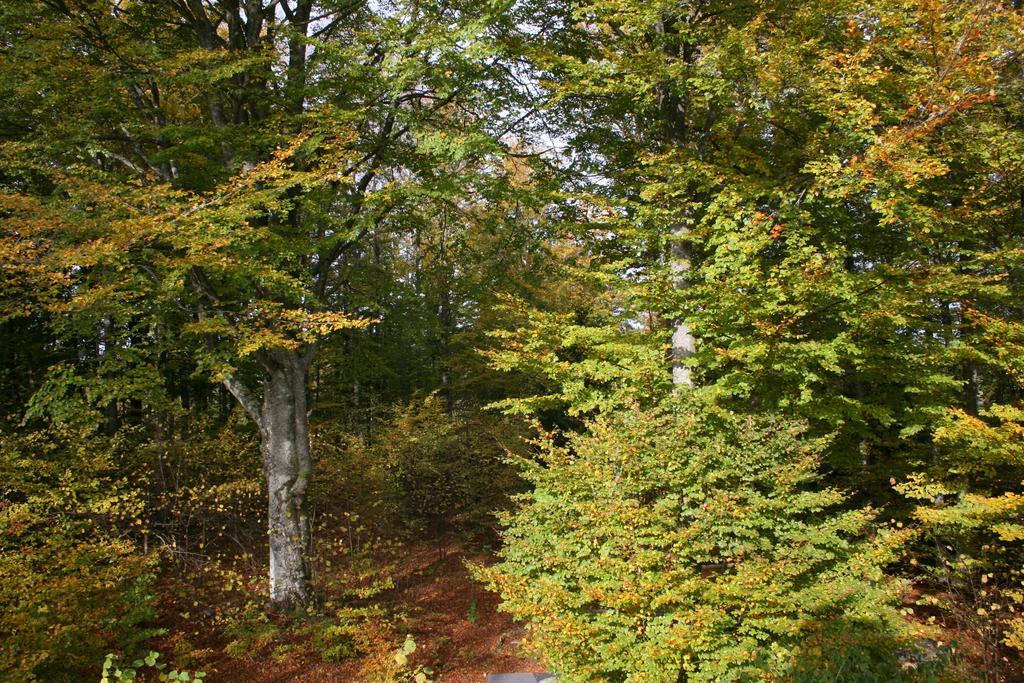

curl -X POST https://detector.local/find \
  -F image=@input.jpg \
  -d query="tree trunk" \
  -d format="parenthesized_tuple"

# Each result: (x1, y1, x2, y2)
(670, 229, 696, 388)
(225, 348, 314, 610)
(657, 15, 698, 388)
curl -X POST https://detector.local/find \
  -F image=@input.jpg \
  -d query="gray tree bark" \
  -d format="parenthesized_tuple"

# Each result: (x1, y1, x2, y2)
(670, 229, 696, 388)
(656, 15, 698, 389)
(224, 348, 314, 610)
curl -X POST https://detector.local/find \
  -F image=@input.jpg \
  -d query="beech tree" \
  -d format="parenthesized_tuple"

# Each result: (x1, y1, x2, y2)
(479, 401, 921, 682)
(483, 0, 1024, 676)
(2, 0, 532, 609)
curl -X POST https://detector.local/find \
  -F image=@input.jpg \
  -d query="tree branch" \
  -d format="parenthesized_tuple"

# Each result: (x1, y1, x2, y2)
(223, 375, 264, 429)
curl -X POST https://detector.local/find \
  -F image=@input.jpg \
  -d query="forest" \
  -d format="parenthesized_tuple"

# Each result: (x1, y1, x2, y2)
(1, 0, 1024, 681)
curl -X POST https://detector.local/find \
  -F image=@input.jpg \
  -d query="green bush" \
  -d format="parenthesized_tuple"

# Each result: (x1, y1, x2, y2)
(314, 395, 524, 537)
(0, 530, 157, 682)
(0, 426, 159, 682)
(479, 400, 936, 682)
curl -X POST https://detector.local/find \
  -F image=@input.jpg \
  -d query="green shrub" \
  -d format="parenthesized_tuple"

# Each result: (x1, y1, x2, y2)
(0, 427, 159, 682)
(314, 395, 524, 537)
(0, 530, 157, 682)
(479, 400, 935, 682)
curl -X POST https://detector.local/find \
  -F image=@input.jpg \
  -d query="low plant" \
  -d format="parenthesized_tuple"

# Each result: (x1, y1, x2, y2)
(388, 635, 434, 683)
(100, 650, 205, 682)
(222, 606, 280, 658)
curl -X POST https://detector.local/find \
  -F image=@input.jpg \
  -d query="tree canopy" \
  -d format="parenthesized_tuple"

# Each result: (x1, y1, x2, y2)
(2, 0, 1024, 680)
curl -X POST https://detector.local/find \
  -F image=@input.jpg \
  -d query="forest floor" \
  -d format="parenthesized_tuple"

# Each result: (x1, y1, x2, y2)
(151, 536, 543, 682)
(145, 534, 1021, 682)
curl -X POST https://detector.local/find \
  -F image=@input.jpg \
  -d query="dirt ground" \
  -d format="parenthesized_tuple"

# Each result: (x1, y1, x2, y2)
(148, 537, 1024, 682)
(168, 539, 543, 682)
